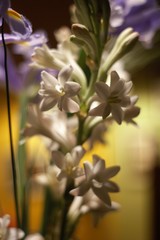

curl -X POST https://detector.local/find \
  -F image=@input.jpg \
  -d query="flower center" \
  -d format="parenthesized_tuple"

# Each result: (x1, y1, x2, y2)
(55, 84, 65, 96)
(92, 179, 103, 188)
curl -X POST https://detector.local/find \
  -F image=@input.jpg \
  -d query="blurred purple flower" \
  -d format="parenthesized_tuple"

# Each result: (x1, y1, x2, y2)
(0, 46, 22, 91)
(0, 31, 48, 92)
(0, 0, 32, 39)
(109, 0, 160, 47)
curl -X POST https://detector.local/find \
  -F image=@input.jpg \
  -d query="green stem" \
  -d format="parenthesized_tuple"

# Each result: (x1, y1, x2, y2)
(17, 92, 28, 203)
(21, 182, 30, 235)
(60, 179, 74, 240)
(66, 214, 81, 240)
(1, 18, 20, 227)
(41, 187, 54, 236)
(77, 116, 85, 145)
(84, 70, 98, 102)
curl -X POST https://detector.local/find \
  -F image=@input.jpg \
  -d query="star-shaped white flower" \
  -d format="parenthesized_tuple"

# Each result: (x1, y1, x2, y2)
(52, 146, 85, 180)
(70, 155, 120, 205)
(89, 71, 133, 124)
(39, 65, 81, 112)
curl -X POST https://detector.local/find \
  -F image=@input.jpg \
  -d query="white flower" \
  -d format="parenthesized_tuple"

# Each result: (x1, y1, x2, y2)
(70, 155, 120, 205)
(22, 105, 77, 151)
(39, 65, 81, 112)
(89, 71, 133, 124)
(0, 215, 24, 240)
(52, 146, 85, 180)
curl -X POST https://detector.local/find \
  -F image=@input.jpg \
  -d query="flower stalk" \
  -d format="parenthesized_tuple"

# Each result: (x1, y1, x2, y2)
(1, 18, 21, 228)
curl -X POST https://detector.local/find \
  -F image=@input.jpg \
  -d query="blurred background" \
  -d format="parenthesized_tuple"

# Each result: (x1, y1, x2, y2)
(0, 1, 160, 240)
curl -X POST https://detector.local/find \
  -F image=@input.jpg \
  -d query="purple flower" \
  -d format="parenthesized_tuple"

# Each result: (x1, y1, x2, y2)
(0, 0, 32, 42)
(0, 46, 22, 91)
(109, 0, 160, 47)
(0, 30, 48, 92)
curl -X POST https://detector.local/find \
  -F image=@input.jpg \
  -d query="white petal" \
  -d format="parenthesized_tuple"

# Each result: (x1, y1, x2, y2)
(41, 71, 58, 86)
(104, 166, 120, 179)
(92, 186, 111, 205)
(111, 104, 124, 124)
(71, 146, 86, 165)
(39, 97, 57, 111)
(111, 80, 125, 96)
(64, 81, 81, 97)
(110, 71, 120, 89)
(52, 151, 64, 169)
(95, 82, 110, 100)
(84, 161, 93, 180)
(89, 103, 111, 119)
(93, 159, 105, 176)
(104, 181, 120, 192)
(61, 97, 80, 113)
(58, 65, 73, 86)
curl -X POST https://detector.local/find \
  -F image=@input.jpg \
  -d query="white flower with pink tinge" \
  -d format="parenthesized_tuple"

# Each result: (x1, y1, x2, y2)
(70, 155, 120, 205)
(39, 65, 81, 112)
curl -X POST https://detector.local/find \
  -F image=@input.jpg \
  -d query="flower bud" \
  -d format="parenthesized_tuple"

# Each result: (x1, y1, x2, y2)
(72, 23, 96, 59)
(98, 28, 139, 82)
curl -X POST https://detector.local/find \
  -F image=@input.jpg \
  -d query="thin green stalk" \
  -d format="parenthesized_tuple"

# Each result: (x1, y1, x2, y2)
(84, 70, 98, 102)
(1, 18, 20, 227)
(60, 179, 74, 240)
(17, 92, 28, 202)
(77, 116, 85, 145)
(40, 187, 54, 236)
(66, 214, 81, 240)
(21, 182, 29, 235)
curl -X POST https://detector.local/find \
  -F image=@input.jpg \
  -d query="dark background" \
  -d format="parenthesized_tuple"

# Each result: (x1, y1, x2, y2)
(12, 0, 73, 46)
